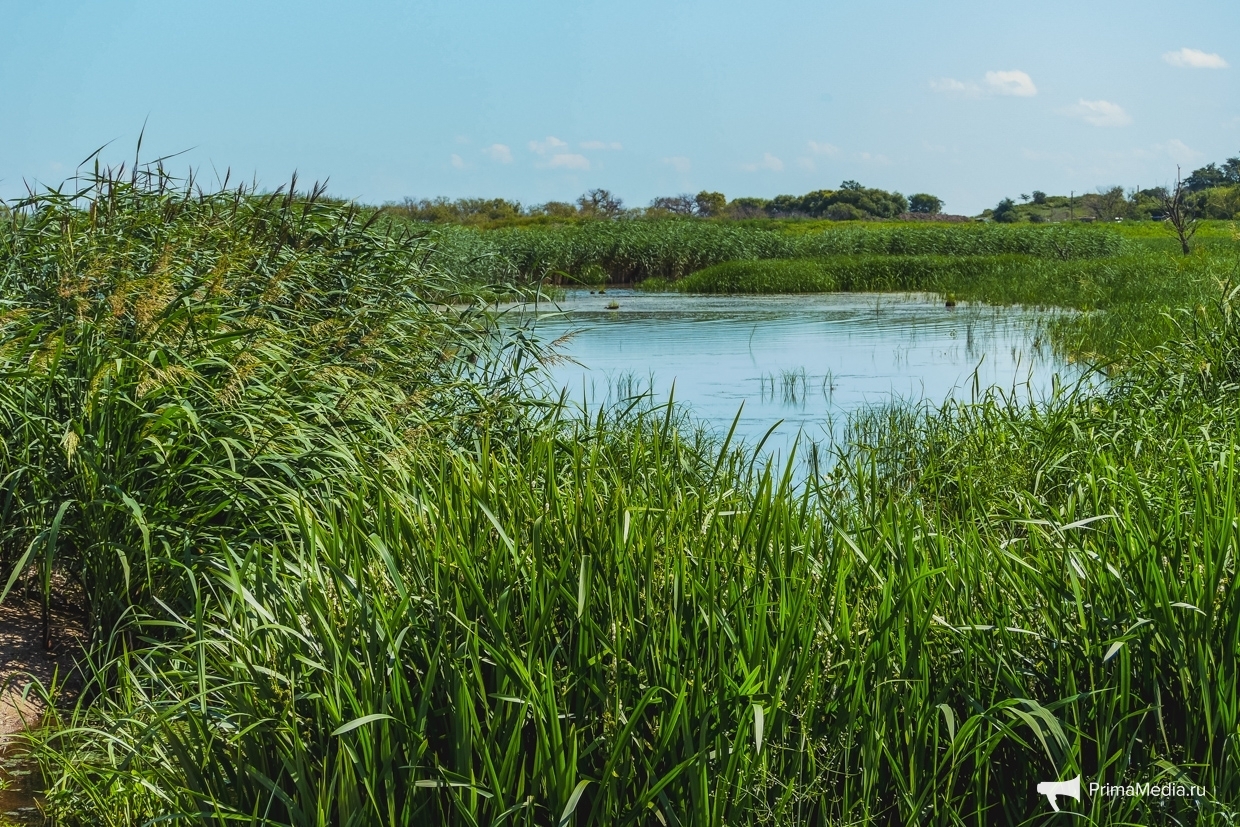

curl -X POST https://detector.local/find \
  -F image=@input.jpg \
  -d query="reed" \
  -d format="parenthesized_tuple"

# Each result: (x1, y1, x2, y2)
(420, 221, 1127, 286)
(1, 169, 1237, 825)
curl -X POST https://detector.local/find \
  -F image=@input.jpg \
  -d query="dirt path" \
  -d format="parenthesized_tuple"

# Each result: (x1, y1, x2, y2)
(0, 596, 85, 743)
(0, 592, 87, 824)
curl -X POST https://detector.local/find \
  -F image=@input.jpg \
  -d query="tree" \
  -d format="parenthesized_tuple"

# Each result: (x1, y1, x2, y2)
(1185, 163, 1226, 192)
(727, 197, 769, 218)
(992, 198, 1019, 223)
(825, 203, 864, 221)
(694, 191, 727, 217)
(535, 201, 578, 218)
(1090, 186, 1126, 220)
(577, 189, 624, 218)
(649, 194, 696, 215)
(908, 193, 943, 214)
(1031, 190, 1047, 204)
(840, 180, 863, 191)
(1159, 167, 1199, 255)
(1225, 156, 1240, 184)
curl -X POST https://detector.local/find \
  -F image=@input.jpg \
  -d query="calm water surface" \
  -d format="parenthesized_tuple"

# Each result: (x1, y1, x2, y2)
(509, 289, 1083, 465)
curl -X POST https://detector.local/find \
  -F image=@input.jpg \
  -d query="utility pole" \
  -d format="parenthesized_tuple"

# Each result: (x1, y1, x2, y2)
(1070, 191, 1074, 221)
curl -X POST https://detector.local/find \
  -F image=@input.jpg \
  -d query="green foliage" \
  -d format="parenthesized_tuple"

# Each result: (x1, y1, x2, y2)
(387, 196, 526, 225)
(908, 193, 943, 214)
(992, 198, 1019, 223)
(762, 184, 910, 219)
(0, 165, 541, 649)
(576, 188, 625, 218)
(1187, 185, 1240, 219)
(4, 166, 1239, 825)
(695, 190, 727, 217)
(662, 250, 1235, 360)
(425, 221, 1127, 286)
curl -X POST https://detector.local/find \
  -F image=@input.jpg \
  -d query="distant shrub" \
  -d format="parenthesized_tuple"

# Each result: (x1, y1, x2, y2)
(676, 259, 838, 293)
(825, 203, 865, 221)
(993, 198, 1019, 223)
(908, 193, 943, 214)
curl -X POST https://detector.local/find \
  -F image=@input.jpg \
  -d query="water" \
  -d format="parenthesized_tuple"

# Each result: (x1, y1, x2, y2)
(507, 289, 1084, 466)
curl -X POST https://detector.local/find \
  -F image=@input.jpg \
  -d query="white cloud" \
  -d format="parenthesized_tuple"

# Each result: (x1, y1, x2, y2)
(858, 152, 892, 165)
(548, 153, 591, 170)
(483, 144, 513, 163)
(450, 154, 467, 169)
(807, 141, 840, 156)
(741, 152, 784, 172)
(581, 140, 622, 150)
(1066, 99, 1132, 127)
(984, 70, 1037, 97)
(931, 70, 1035, 98)
(1163, 138, 1203, 165)
(528, 136, 568, 156)
(1163, 48, 1228, 69)
(663, 156, 691, 173)
(930, 77, 978, 96)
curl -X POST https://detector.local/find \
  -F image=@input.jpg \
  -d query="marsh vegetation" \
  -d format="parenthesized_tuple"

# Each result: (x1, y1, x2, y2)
(0, 164, 1238, 825)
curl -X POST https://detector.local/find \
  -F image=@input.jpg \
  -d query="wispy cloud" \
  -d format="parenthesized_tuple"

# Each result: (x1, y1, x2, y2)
(450, 154, 468, 170)
(930, 77, 977, 96)
(858, 152, 892, 165)
(796, 142, 840, 170)
(548, 153, 591, 170)
(484, 144, 513, 163)
(1163, 47, 1228, 69)
(807, 141, 840, 156)
(528, 136, 569, 156)
(581, 140, 622, 150)
(984, 70, 1037, 97)
(1162, 138, 1203, 164)
(741, 153, 784, 172)
(931, 70, 1036, 98)
(663, 156, 691, 173)
(1065, 99, 1132, 127)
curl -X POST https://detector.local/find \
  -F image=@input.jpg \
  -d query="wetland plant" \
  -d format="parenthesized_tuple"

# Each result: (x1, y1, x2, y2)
(0, 165, 1238, 825)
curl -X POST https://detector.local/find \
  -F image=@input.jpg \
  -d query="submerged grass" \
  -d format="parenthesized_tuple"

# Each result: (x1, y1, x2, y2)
(0, 170, 1237, 825)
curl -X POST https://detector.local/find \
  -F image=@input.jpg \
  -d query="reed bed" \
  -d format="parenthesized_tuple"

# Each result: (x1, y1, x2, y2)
(0, 171, 1237, 825)
(421, 221, 1127, 285)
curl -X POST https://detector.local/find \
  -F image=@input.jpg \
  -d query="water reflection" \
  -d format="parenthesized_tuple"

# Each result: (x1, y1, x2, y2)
(508, 289, 1085, 466)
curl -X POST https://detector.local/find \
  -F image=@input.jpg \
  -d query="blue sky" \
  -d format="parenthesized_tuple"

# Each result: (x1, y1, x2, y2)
(2, 0, 1237, 214)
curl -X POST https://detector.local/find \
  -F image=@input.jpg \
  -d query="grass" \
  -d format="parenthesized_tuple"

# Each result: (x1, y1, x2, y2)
(417, 220, 1128, 286)
(0, 168, 1238, 825)
(645, 251, 1240, 362)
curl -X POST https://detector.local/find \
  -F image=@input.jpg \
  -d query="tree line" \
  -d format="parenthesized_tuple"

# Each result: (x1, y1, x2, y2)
(985, 151, 1240, 224)
(387, 183, 948, 226)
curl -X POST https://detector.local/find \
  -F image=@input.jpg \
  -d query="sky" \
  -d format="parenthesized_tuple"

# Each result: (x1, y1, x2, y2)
(1, 0, 1237, 215)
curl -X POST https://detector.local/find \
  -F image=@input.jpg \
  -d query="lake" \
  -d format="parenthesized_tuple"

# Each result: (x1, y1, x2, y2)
(508, 289, 1085, 465)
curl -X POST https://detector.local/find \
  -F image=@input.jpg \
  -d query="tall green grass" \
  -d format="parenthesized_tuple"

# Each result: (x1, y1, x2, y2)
(653, 252, 1238, 360)
(1, 170, 1237, 825)
(421, 221, 1127, 285)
